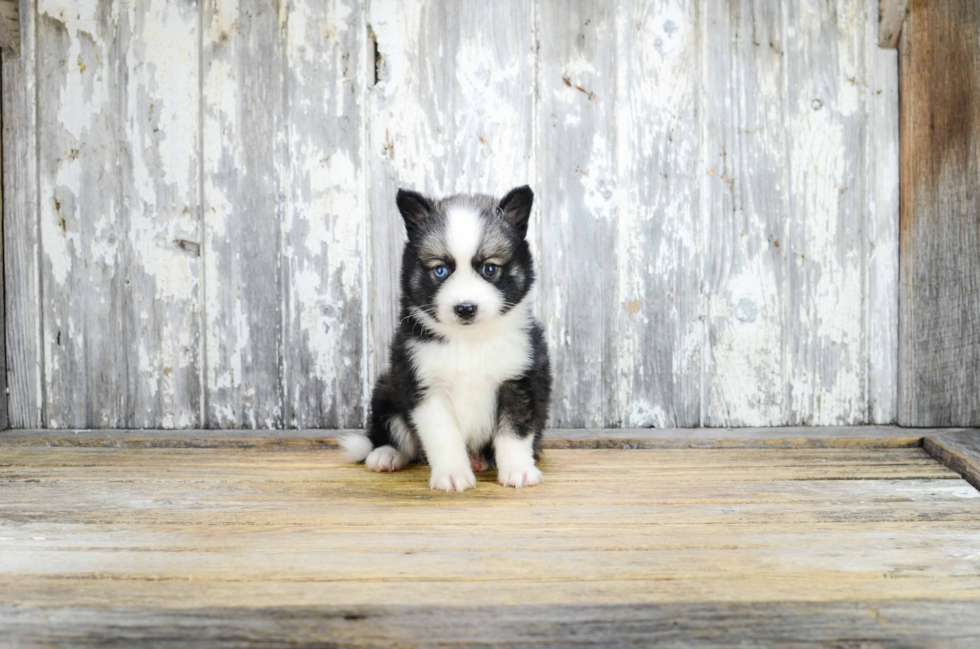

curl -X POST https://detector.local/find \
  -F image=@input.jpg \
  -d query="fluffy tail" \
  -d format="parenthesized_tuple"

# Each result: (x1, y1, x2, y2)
(338, 433, 373, 462)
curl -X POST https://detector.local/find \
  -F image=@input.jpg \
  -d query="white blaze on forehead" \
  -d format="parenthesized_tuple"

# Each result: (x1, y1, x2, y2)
(445, 207, 484, 265)
(433, 206, 505, 327)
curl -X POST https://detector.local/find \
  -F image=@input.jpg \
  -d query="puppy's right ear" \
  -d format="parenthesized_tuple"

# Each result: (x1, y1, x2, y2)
(396, 189, 434, 238)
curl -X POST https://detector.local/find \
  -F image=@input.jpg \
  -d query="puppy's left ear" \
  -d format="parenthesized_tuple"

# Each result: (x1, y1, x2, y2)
(396, 188, 434, 239)
(498, 185, 534, 239)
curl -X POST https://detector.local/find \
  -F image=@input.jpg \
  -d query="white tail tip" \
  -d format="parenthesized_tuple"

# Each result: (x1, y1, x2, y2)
(338, 433, 373, 462)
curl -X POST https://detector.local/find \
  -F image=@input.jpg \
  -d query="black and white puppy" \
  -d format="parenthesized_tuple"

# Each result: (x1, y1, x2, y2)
(341, 186, 551, 492)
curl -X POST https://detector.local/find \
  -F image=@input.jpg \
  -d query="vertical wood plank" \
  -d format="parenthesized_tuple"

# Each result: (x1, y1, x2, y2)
(281, 0, 366, 428)
(0, 54, 5, 431)
(119, 0, 202, 428)
(610, 0, 702, 427)
(535, 0, 617, 427)
(35, 0, 200, 429)
(366, 0, 534, 388)
(202, 0, 283, 428)
(899, 0, 980, 426)
(37, 1, 126, 427)
(866, 0, 899, 424)
(702, 0, 790, 426)
(784, 0, 869, 425)
(537, 0, 701, 427)
(3, 0, 41, 428)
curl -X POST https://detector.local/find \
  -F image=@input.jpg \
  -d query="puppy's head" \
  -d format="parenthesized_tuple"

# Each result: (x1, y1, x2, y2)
(397, 186, 535, 331)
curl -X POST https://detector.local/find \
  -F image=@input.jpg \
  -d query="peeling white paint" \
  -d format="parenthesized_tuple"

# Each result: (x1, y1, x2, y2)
(21, 0, 899, 430)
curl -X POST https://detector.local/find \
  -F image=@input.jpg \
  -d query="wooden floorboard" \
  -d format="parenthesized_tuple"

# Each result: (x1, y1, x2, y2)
(1, 446, 979, 646)
(925, 430, 980, 491)
(0, 425, 934, 449)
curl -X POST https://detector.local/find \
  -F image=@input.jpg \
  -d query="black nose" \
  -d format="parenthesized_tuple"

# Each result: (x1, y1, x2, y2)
(454, 303, 478, 320)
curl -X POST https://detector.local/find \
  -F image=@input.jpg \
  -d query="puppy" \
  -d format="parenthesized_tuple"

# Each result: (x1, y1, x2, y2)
(341, 186, 551, 491)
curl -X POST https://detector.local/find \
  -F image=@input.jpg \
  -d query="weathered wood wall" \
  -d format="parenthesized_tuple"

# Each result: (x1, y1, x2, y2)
(3, 0, 899, 429)
(0, 53, 5, 431)
(899, 0, 980, 427)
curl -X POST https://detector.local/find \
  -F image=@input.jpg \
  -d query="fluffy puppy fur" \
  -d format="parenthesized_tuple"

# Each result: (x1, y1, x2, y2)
(341, 186, 551, 492)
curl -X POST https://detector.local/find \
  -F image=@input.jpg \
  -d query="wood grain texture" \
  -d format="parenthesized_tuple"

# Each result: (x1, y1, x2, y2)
(702, 0, 790, 426)
(202, 0, 284, 428)
(280, 0, 366, 428)
(924, 430, 980, 492)
(533, 0, 610, 427)
(0, 0, 16, 59)
(36, 1, 126, 427)
(120, 0, 202, 428)
(0, 446, 978, 645)
(366, 0, 535, 383)
(4, 0, 900, 429)
(2, 0, 40, 428)
(3, 600, 979, 648)
(34, 1, 201, 429)
(784, 0, 870, 425)
(0, 425, 928, 449)
(702, 0, 898, 427)
(0, 52, 5, 432)
(609, 0, 702, 427)
(535, 0, 701, 427)
(899, 0, 980, 426)
(867, 0, 900, 424)
(878, 0, 908, 49)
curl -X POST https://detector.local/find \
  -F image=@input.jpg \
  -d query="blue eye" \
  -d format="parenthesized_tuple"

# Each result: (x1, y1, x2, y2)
(433, 265, 449, 279)
(481, 263, 498, 279)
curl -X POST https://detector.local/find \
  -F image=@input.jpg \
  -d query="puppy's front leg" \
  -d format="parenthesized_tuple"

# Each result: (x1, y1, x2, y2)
(412, 395, 476, 492)
(495, 421, 542, 488)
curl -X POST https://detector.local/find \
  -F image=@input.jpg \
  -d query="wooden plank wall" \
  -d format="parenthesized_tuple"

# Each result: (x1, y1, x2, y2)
(0, 51, 5, 431)
(899, 0, 980, 426)
(2, 0, 899, 429)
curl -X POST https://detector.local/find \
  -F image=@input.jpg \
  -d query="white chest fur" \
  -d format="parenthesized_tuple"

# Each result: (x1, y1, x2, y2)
(408, 315, 532, 449)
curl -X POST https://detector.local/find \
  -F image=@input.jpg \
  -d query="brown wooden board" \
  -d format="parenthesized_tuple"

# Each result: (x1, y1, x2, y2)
(924, 430, 980, 491)
(1, 446, 979, 645)
(899, 0, 980, 426)
(0, 425, 929, 449)
(3, 600, 980, 648)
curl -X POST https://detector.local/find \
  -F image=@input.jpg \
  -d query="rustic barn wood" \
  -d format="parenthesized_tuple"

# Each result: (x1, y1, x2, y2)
(924, 430, 980, 492)
(0, 424, 930, 449)
(899, 0, 980, 426)
(281, 0, 368, 429)
(1, 446, 978, 645)
(37, 1, 122, 427)
(4, 600, 979, 648)
(2, 0, 38, 428)
(0, 53, 5, 431)
(0, 0, 17, 58)
(4, 1, 901, 429)
(868, 0, 902, 425)
(201, 0, 284, 429)
(878, 0, 908, 49)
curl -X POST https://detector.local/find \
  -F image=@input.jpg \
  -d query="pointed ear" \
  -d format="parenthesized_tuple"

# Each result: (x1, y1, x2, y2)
(396, 189, 434, 238)
(498, 185, 534, 239)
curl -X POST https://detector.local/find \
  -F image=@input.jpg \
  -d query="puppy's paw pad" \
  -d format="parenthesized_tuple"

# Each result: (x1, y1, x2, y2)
(498, 466, 542, 488)
(366, 446, 408, 473)
(430, 468, 477, 492)
(470, 455, 490, 472)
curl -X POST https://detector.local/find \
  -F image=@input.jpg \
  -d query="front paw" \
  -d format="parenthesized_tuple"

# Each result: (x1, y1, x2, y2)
(498, 465, 542, 489)
(429, 466, 477, 492)
(365, 446, 408, 473)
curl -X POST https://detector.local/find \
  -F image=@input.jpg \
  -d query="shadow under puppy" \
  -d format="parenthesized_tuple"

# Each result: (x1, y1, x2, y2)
(342, 186, 551, 491)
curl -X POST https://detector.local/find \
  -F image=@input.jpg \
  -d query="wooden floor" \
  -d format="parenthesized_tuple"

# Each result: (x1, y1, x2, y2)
(2, 444, 980, 646)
